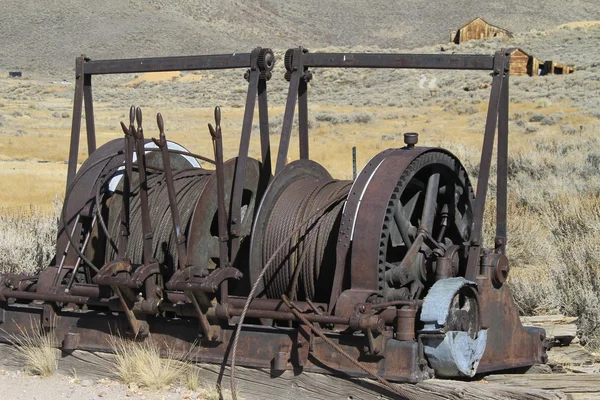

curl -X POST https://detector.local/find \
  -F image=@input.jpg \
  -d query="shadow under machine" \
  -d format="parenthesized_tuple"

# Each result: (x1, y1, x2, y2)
(0, 47, 546, 386)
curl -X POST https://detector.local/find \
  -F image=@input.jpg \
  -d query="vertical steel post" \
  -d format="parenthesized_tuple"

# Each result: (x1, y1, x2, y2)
(258, 79, 271, 178)
(83, 71, 96, 155)
(66, 56, 86, 192)
(352, 146, 357, 179)
(229, 50, 260, 262)
(298, 79, 309, 160)
(276, 48, 303, 174)
(464, 51, 508, 281)
(495, 54, 510, 256)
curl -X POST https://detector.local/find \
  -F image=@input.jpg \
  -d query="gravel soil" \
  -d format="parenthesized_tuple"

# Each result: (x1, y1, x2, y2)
(0, 369, 202, 400)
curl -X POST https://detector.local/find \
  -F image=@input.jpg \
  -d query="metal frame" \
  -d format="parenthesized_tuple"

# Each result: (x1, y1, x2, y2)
(0, 47, 545, 387)
(64, 49, 274, 272)
(276, 48, 511, 285)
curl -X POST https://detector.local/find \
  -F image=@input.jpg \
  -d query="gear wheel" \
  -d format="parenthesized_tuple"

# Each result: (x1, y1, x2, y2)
(377, 151, 474, 301)
(284, 49, 294, 72)
(257, 48, 275, 72)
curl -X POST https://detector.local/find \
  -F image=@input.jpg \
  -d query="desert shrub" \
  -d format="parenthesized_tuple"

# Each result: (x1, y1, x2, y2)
(508, 266, 556, 315)
(315, 111, 342, 124)
(351, 111, 373, 124)
(535, 98, 552, 108)
(560, 123, 579, 135)
(551, 240, 600, 350)
(0, 204, 59, 275)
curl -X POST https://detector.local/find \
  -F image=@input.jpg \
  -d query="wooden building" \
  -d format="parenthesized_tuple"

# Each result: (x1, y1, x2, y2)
(542, 61, 575, 75)
(506, 48, 543, 77)
(508, 48, 530, 76)
(451, 17, 513, 44)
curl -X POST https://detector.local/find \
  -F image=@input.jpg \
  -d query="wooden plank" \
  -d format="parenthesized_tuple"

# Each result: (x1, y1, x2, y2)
(485, 374, 600, 394)
(521, 315, 578, 325)
(521, 315, 578, 345)
(548, 344, 600, 366)
(0, 343, 567, 400)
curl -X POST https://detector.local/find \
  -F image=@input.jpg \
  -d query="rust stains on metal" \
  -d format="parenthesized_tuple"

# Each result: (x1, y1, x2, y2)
(0, 47, 546, 392)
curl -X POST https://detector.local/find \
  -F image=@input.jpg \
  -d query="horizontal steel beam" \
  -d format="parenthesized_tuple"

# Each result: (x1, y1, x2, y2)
(302, 53, 495, 70)
(83, 53, 253, 75)
(0, 303, 426, 383)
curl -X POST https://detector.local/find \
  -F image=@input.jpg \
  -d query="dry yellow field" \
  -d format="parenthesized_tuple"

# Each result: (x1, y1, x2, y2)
(0, 72, 593, 214)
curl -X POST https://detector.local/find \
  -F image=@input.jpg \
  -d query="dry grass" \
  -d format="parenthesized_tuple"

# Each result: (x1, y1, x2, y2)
(5, 323, 58, 377)
(197, 384, 238, 400)
(109, 337, 189, 390)
(109, 337, 239, 397)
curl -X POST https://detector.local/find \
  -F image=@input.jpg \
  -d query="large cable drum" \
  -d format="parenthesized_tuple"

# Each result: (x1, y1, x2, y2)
(57, 139, 199, 278)
(249, 160, 351, 302)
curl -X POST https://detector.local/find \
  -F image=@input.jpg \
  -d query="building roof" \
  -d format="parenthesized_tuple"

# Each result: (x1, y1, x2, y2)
(457, 17, 513, 36)
(506, 47, 531, 57)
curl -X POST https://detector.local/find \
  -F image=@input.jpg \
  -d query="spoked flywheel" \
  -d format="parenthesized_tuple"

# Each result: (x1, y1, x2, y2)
(351, 149, 475, 302)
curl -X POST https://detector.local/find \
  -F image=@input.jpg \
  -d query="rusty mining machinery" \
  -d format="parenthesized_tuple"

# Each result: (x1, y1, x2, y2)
(0, 47, 546, 395)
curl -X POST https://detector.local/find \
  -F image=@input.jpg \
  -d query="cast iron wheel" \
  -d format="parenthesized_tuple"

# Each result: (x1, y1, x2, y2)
(380, 150, 474, 301)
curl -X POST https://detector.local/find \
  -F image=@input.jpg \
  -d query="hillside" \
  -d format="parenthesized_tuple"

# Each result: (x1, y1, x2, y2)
(1, 0, 599, 75)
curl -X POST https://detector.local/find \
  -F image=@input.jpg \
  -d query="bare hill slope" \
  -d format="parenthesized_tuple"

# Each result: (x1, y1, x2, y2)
(1, 0, 599, 75)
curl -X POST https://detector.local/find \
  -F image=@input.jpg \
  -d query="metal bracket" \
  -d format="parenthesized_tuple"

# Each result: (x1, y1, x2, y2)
(41, 303, 58, 331)
(167, 266, 243, 293)
(294, 324, 313, 367)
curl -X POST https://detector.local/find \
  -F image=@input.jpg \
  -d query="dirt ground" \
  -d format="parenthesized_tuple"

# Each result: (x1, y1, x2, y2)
(0, 369, 205, 400)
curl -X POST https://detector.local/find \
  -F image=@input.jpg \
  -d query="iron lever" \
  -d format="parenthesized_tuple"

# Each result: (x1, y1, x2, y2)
(153, 113, 187, 270)
(208, 106, 232, 302)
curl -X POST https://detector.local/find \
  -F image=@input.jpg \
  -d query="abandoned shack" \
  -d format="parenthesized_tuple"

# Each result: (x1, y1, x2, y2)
(506, 48, 543, 77)
(542, 61, 575, 75)
(8, 71, 22, 78)
(451, 17, 513, 44)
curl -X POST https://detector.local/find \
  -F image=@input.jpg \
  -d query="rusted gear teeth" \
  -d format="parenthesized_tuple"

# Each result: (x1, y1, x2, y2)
(257, 48, 275, 71)
(284, 70, 292, 82)
(256, 48, 275, 80)
(284, 49, 294, 72)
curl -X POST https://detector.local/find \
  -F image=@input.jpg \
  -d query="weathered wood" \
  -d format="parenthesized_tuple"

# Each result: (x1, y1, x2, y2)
(543, 324, 577, 345)
(485, 374, 600, 394)
(0, 343, 568, 400)
(521, 315, 578, 325)
(508, 49, 530, 76)
(452, 17, 512, 44)
(521, 315, 578, 345)
(548, 344, 600, 366)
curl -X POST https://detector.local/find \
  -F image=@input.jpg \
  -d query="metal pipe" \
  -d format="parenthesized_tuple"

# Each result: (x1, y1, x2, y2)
(0, 288, 109, 307)
(133, 107, 154, 264)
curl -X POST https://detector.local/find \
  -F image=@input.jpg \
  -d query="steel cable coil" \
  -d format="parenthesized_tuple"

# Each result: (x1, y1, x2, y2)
(262, 178, 351, 301)
(106, 168, 212, 273)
